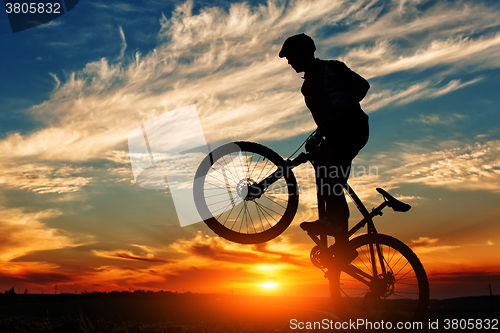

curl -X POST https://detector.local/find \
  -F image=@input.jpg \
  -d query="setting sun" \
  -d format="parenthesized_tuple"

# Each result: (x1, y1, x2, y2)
(259, 283, 278, 288)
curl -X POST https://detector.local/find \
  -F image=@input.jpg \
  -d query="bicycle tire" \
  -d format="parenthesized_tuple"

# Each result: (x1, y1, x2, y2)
(193, 141, 299, 244)
(328, 234, 429, 322)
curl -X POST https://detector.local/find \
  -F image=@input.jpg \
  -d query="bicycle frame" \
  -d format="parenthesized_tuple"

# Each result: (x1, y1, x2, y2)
(247, 147, 395, 289)
(195, 138, 427, 320)
(309, 182, 392, 288)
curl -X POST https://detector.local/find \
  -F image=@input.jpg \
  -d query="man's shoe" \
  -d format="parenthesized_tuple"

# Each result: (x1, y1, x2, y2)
(323, 247, 359, 278)
(300, 217, 341, 236)
(328, 242, 358, 265)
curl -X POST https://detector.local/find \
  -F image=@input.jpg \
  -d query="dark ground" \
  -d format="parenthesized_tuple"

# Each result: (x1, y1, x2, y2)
(0, 291, 499, 332)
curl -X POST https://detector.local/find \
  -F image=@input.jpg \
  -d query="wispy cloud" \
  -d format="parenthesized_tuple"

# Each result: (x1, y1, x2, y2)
(118, 25, 127, 60)
(406, 113, 468, 125)
(0, 162, 92, 193)
(90, 2, 149, 13)
(338, 1, 500, 74)
(393, 140, 500, 192)
(2, 0, 498, 169)
(171, 231, 306, 267)
(2, 231, 313, 293)
(0, 261, 79, 289)
(2, 0, 500, 295)
(93, 249, 174, 263)
(411, 237, 460, 254)
(0, 205, 95, 262)
(362, 78, 482, 112)
(346, 34, 500, 79)
(358, 137, 500, 195)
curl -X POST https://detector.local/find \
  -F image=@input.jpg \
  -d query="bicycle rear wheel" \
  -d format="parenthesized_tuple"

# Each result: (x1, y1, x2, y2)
(329, 234, 429, 322)
(193, 141, 299, 244)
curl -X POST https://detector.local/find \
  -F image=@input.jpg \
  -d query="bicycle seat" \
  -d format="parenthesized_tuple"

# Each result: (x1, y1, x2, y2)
(376, 188, 411, 212)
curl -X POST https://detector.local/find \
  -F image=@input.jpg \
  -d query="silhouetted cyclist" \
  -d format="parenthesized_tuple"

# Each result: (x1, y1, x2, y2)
(279, 33, 369, 259)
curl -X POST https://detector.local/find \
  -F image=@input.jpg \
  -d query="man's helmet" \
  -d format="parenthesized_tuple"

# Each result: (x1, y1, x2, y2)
(279, 33, 316, 58)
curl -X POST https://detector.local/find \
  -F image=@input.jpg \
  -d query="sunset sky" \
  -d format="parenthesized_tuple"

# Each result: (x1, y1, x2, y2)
(1, 0, 500, 300)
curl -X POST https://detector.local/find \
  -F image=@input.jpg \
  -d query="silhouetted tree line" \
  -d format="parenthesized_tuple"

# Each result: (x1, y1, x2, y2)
(0, 288, 205, 303)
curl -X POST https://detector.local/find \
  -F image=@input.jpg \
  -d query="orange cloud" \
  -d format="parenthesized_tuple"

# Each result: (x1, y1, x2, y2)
(0, 206, 95, 263)
(410, 237, 460, 254)
(0, 162, 92, 193)
(171, 231, 306, 267)
(92, 249, 174, 263)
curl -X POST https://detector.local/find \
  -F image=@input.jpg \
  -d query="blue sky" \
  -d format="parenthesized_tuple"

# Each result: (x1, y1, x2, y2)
(1, 0, 500, 299)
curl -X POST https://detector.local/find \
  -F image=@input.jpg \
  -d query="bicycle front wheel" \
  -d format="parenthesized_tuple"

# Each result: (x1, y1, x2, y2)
(193, 141, 299, 244)
(329, 234, 429, 322)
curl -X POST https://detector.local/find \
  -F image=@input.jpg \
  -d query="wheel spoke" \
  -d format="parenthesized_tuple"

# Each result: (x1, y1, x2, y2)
(330, 234, 428, 322)
(262, 194, 287, 210)
(194, 142, 298, 243)
(254, 201, 275, 228)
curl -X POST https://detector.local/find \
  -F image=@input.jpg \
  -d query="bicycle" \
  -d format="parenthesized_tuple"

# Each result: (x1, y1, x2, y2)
(193, 132, 429, 321)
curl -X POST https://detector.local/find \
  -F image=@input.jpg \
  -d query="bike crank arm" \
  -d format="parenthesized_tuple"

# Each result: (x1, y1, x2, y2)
(341, 264, 373, 287)
(324, 259, 373, 288)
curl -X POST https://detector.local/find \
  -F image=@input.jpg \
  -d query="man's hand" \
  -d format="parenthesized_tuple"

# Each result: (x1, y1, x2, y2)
(305, 128, 325, 153)
(316, 125, 325, 137)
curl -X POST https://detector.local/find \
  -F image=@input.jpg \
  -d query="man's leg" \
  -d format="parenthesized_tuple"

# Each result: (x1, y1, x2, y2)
(312, 144, 357, 262)
(300, 143, 351, 237)
(314, 143, 351, 232)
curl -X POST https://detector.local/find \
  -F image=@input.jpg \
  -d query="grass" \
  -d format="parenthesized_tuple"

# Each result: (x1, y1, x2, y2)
(1, 292, 499, 332)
